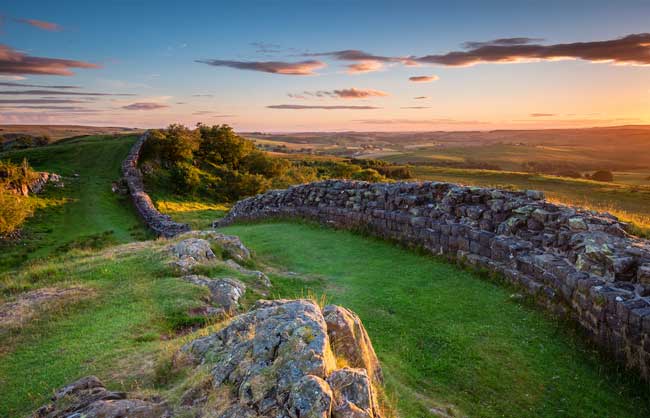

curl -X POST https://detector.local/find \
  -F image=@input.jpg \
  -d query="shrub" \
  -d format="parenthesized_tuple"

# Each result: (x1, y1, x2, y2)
(170, 162, 202, 194)
(0, 189, 33, 236)
(351, 168, 387, 182)
(590, 170, 614, 182)
(197, 124, 254, 169)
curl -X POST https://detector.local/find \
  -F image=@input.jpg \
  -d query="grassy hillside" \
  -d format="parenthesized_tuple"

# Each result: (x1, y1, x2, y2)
(2, 223, 649, 417)
(0, 135, 150, 270)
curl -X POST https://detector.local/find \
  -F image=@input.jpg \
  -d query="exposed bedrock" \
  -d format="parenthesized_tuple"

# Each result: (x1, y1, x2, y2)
(216, 179, 650, 378)
(121, 133, 190, 238)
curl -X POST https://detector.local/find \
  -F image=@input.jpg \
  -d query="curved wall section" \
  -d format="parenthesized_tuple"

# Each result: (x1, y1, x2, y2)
(122, 133, 190, 238)
(216, 180, 650, 378)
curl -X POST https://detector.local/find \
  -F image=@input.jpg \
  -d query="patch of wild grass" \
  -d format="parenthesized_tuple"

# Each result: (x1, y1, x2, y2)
(223, 221, 650, 418)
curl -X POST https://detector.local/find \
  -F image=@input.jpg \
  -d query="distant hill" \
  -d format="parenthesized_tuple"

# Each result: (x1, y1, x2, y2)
(0, 125, 142, 143)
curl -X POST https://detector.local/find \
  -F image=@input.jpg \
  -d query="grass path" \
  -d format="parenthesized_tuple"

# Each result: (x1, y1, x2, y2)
(0, 135, 150, 271)
(222, 221, 650, 418)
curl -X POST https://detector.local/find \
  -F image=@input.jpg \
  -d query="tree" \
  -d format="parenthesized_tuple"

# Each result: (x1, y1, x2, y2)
(0, 189, 32, 236)
(197, 124, 254, 169)
(145, 124, 198, 166)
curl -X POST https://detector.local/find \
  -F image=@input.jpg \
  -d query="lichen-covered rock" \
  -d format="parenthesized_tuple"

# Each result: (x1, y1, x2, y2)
(182, 299, 383, 417)
(170, 238, 216, 272)
(323, 305, 383, 385)
(185, 230, 252, 262)
(183, 275, 246, 313)
(225, 258, 272, 288)
(327, 368, 379, 418)
(33, 375, 169, 418)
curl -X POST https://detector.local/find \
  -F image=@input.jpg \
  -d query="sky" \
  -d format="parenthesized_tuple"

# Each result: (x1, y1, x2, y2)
(1, 0, 649, 131)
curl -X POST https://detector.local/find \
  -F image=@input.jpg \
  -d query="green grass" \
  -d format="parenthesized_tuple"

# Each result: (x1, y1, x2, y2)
(222, 221, 650, 418)
(0, 242, 211, 416)
(0, 135, 151, 271)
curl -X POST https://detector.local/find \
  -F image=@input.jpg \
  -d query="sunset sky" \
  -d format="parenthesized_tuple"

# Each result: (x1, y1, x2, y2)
(1, 0, 649, 131)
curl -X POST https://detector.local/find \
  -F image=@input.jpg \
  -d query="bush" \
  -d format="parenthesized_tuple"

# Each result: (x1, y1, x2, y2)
(0, 189, 33, 236)
(170, 162, 202, 194)
(197, 124, 254, 169)
(351, 168, 387, 182)
(590, 170, 614, 182)
(143, 124, 198, 166)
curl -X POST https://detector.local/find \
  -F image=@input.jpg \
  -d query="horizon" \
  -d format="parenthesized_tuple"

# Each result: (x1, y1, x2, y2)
(1, 0, 649, 131)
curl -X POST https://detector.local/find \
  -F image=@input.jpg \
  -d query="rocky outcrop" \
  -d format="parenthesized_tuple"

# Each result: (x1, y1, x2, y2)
(183, 230, 251, 262)
(182, 275, 246, 313)
(169, 238, 216, 273)
(33, 375, 169, 418)
(182, 299, 383, 417)
(122, 133, 190, 238)
(215, 180, 650, 379)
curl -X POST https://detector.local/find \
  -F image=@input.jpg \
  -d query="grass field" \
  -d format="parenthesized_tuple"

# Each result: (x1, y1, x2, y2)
(221, 221, 650, 417)
(0, 135, 151, 270)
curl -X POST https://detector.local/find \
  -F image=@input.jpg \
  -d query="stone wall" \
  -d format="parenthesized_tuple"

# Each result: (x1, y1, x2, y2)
(122, 133, 190, 238)
(216, 180, 650, 378)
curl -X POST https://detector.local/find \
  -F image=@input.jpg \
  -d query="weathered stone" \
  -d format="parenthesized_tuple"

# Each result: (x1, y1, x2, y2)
(323, 305, 383, 385)
(33, 376, 169, 418)
(327, 368, 378, 418)
(182, 299, 382, 417)
(182, 275, 245, 312)
(170, 238, 216, 272)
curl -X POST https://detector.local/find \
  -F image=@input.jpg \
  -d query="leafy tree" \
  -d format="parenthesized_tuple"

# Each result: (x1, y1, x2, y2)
(197, 124, 254, 169)
(145, 124, 198, 166)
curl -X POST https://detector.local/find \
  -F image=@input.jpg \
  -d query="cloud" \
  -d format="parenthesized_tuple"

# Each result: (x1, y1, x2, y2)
(0, 105, 95, 111)
(0, 44, 100, 76)
(416, 33, 650, 66)
(0, 98, 85, 104)
(192, 94, 214, 97)
(0, 89, 135, 96)
(267, 104, 380, 110)
(122, 102, 169, 110)
(408, 75, 439, 83)
(304, 49, 416, 73)
(530, 113, 556, 117)
(15, 18, 62, 31)
(354, 118, 487, 125)
(347, 61, 384, 74)
(196, 59, 325, 75)
(289, 88, 388, 99)
(400, 106, 431, 109)
(461, 37, 544, 49)
(414, 96, 429, 99)
(0, 81, 79, 89)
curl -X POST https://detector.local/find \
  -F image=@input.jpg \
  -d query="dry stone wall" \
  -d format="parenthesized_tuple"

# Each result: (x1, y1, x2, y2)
(122, 133, 190, 237)
(216, 180, 650, 378)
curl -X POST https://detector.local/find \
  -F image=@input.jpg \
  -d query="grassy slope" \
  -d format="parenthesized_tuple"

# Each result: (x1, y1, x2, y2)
(222, 221, 650, 418)
(0, 242, 210, 416)
(0, 135, 151, 271)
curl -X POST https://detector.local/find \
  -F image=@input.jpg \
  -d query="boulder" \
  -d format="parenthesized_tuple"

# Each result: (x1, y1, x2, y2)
(182, 299, 383, 417)
(33, 375, 169, 418)
(323, 305, 383, 385)
(170, 238, 216, 272)
(182, 275, 246, 313)
(186, 230, 252, 262)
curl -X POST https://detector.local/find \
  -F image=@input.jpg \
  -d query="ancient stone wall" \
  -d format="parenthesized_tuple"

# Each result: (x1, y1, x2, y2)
(122, 133, 190, 237)
(216, 180, 650, 378)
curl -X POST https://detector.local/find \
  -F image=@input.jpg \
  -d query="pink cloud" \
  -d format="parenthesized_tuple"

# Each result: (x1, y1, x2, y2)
(16, 18, 62, 31)
(0, 44, 100, 76)
(409, 75, 439, 83)
(347, 61, 383, 74)
(196, 59, 325, 75)
(122, 102, 169, 110)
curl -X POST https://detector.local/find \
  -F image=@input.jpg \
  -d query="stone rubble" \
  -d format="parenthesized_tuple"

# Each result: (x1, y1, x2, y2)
(216, 179, 650, 379)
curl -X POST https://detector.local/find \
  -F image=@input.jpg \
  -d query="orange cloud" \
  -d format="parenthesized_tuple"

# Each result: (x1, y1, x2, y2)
(16, 18, 62, 31)
(196, 59, 325, 75)
(268, 104, 380, 110)
(347, 61, 383, 74)
(288, 88, 388, 99)
(409, 75, 439, 83)
(0, 44, 99, 76)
